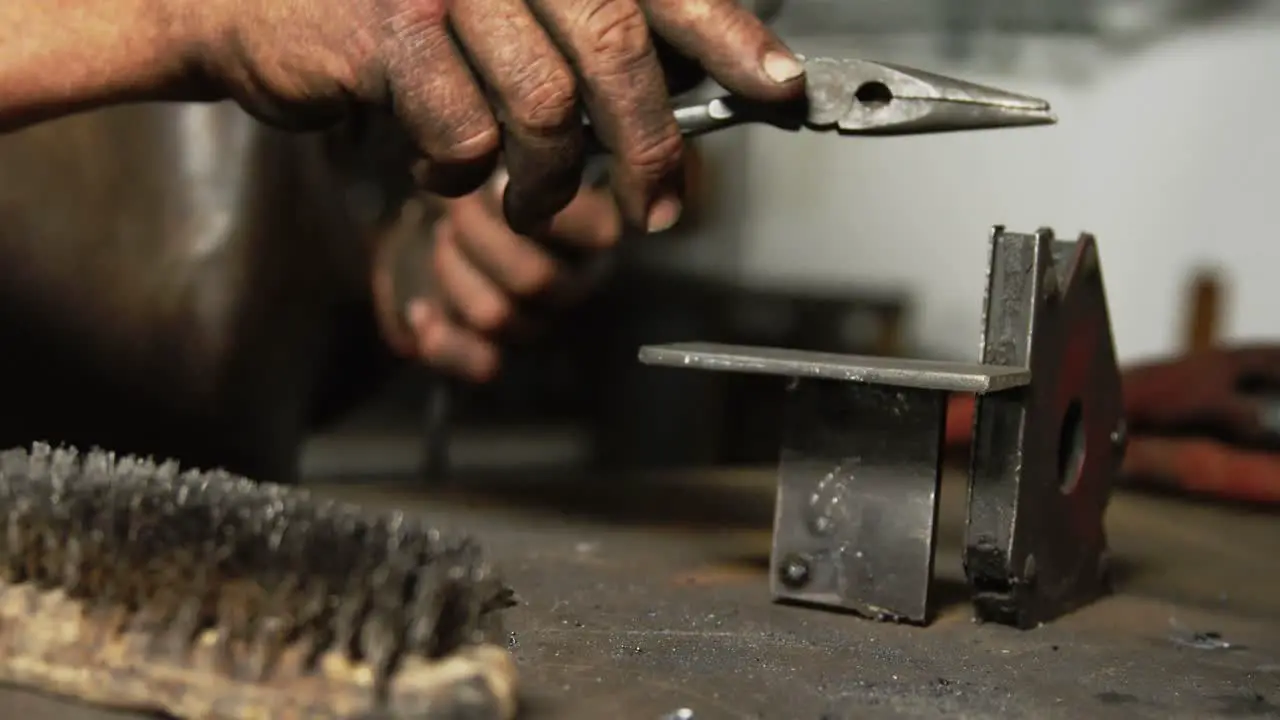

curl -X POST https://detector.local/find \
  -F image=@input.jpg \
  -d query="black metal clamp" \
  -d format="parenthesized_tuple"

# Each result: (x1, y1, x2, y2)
(639, 227, 1122, 628)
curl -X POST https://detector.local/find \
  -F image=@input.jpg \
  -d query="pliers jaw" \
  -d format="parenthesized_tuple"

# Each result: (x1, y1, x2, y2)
(801, 56, 1058, 135)
(584, 55, 1059, 154)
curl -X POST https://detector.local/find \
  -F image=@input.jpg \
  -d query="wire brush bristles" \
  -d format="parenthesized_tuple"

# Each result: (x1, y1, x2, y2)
(0, 442, 518, 719)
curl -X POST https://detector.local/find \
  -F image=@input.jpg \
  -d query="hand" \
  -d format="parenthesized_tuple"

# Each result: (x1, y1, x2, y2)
(375, 171, 623, 382)
(201, 0, 804, 234)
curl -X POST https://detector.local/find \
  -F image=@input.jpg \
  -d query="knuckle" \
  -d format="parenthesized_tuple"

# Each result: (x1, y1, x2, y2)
(579, 1, 652, 68)
(621, 126, 684, 179)
(717, 4, 763, 41)
(381, 5, 450, 63)
(382, 3, 448, 44)
(509, 66, 578, 132)
(442, 117, 502, 164)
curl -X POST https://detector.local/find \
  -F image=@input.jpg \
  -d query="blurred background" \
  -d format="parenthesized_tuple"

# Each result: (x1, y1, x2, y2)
(1, 0, 1276, 485)
(309, 0, 1280, 480)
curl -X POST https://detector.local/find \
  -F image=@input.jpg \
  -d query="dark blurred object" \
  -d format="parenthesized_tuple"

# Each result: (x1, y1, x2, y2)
(711, 281, 908, 465)
(654, 37, 709, 98)
(0, 103, 409, 482)
(448, 265, 910, 470)
(947, 345, 1280, 504)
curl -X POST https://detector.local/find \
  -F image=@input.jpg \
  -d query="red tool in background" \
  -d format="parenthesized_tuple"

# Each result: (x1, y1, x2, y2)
(946, 345, 1280, 504)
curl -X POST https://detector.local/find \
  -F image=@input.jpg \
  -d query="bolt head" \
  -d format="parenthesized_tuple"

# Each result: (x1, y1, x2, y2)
(778, 553, 812, 589)
(1111, 420, 1128, 453)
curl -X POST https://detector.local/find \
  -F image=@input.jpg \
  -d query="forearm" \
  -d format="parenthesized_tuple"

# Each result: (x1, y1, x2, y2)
(0, 0, 214, 132)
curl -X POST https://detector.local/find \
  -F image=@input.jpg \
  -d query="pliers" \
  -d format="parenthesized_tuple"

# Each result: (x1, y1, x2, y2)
(586, 55, 1056, 152)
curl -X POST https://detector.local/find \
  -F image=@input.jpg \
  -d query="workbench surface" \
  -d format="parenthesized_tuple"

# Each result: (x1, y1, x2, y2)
(5, 468, 1279, 719)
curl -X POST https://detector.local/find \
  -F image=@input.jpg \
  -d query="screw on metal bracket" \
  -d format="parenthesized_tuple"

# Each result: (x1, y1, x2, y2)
(778, 553, 812, 589)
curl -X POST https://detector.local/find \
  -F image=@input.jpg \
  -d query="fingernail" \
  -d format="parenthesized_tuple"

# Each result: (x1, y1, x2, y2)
(763, 51, 805, 84)
(490, 167, 510, 200)
(406, 299, 431, 328)
(647, 196, 683, 234)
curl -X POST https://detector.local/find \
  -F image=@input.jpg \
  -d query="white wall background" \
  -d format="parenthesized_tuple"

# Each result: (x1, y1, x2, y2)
(656, 7, 1280, 364)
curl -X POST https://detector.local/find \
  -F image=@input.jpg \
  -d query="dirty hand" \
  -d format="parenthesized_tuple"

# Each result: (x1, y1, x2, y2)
(377, 172, 623, 382)
(206, 0, 803, 234)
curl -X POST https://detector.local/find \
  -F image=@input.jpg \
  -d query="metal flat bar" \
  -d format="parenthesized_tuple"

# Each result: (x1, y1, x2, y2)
(639, 342, 1030, 394)
(771, 380, 946, 623)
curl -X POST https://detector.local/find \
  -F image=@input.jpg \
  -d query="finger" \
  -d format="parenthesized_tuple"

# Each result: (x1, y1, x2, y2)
(531, 0, 685, 234)
(371, 255, 418, 357)
(1122, 436, 1280, 504)
(545, 183, 624, 249)
(385, 11, 501, 196)
(449, 0, 584, 234)
(445, 193, 560, 297)
(407, 299, 500, 382)
(488, 168, 622, 249)
(644, 0, 806, 100)
(433, 218, 516, 333)
(652, 35, 709, 96)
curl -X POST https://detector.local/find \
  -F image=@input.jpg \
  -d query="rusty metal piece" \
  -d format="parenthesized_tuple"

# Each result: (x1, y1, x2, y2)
(640, 225, 1123, 629)
(964, 227, 1123, 629)
(950, 344, 1280, 506)
(1123, 346, 1280, 445)
(1183, 268, 1224, 353)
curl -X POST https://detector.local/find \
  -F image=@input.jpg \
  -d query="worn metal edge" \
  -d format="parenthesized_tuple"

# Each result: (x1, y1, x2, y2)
(638, 342, 1030, 393)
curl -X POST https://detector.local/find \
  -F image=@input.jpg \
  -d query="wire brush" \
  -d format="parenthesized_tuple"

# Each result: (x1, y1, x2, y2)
(0, 442, 519, 719)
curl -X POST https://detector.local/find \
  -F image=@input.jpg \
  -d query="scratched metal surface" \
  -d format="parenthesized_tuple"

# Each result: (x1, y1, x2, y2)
(3, 468, 1279, 719)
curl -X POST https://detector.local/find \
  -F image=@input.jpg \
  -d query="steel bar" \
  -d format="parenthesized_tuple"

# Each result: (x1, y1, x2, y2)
(639, 343, 1030, 392)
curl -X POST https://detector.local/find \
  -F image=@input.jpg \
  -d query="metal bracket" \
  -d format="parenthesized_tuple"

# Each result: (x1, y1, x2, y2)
(638, 226, 1121, 628)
